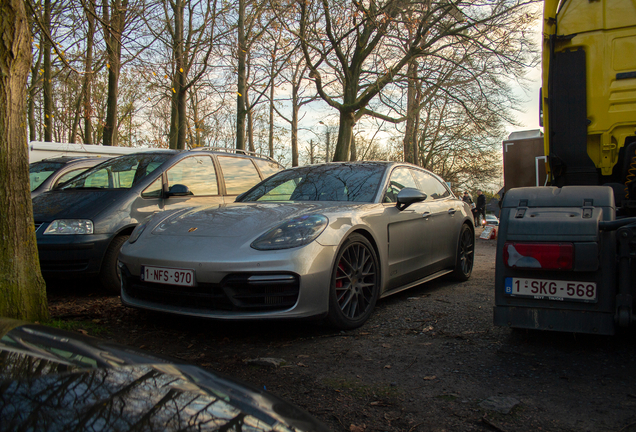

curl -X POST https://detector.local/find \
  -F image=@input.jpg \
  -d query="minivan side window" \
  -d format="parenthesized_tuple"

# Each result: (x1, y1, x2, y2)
(166, 156, 218, 196)
(411, 169, 450, 200)
(218, 156, 262, 195)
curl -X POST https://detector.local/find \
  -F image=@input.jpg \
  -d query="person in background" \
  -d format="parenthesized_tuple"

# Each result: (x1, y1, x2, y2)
(476, 189, 486, 227)
(462, 191, 472, 205)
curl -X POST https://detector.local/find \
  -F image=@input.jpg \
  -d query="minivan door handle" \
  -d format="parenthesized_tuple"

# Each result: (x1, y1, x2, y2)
(421, 211, 431, 218)
(448, 208, 456, 215)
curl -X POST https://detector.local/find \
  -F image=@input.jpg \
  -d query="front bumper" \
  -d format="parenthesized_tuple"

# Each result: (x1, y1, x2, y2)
(119, 239, 336, 320)
(36, 232, 112, 276)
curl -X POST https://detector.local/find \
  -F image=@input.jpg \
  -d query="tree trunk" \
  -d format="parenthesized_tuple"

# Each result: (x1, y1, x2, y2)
(43, 0, 52, 142)
(69, 91, 82, 143)
(83, 0, 95, 144)
(403, 60, 419, 164)
(0, 0, 49, 321)
(333, 110, 354, 162)
(236, 0, 246, 150)
(291, 105, 299, 166)
(101, 0, 127, 147)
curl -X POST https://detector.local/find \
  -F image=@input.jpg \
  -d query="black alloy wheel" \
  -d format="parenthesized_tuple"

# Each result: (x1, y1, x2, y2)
(100, 234, 130, 295)
(326, 233, 380, 330)
(451, 224, 474, 281)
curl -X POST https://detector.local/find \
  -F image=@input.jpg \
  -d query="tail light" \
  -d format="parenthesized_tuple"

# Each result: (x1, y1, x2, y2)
(503, 242, 573, 270)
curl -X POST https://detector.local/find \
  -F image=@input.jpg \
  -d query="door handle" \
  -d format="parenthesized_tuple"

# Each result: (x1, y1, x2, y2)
(421, 212, 431, 218)
(448, 208, 456, 215)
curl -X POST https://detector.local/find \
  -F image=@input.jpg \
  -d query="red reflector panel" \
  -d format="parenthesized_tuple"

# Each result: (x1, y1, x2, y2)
(503, 242, 574, 270)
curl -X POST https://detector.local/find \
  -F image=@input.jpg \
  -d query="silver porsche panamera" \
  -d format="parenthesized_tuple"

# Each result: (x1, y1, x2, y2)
(118, 162, 475, 329)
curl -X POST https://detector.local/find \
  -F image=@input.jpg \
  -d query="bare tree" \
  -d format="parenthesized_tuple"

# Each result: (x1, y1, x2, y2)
(296, 0, 539, 161)
(0, 0, 48, 321)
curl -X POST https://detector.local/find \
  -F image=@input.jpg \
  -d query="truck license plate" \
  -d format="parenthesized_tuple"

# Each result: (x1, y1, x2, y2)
(505, 277, 596, 302)
(141, 266, 195, 287)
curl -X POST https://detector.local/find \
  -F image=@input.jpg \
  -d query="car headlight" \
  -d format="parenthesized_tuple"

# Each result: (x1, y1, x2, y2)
(43, 219, 93, 235)
(128, 217, 152, 244)
(251, 215, 328, 250)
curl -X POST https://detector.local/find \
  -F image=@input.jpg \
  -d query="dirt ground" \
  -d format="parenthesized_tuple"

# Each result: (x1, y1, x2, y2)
(46, 230, 636, 432)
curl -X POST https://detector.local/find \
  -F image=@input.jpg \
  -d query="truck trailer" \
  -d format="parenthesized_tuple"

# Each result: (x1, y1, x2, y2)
(494, 0, 636, 335)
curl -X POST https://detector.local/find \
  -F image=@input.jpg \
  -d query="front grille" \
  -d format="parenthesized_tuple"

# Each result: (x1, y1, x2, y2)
(122, 267, 300, 312)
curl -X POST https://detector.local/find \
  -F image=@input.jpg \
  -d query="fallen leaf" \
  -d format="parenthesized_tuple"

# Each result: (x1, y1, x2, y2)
(384, 365, 391, 369)
(423, 376, 436, 380)
(77, 329, 88, 335)
(297, 362, 307, 367)
(350, 425, 365, 432)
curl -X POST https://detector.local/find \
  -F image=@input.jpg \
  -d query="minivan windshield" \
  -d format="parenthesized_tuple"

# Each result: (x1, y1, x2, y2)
(238, 163, 386, 203)
(60, 153, 172, 190)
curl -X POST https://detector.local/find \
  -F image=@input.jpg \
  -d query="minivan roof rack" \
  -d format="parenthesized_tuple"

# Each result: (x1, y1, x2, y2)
(189, 146, 278, 163)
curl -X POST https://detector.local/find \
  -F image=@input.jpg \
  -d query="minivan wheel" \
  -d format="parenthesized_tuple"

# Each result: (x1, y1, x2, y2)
(325, 234, 380, 330)
(100, 235, 129, 295)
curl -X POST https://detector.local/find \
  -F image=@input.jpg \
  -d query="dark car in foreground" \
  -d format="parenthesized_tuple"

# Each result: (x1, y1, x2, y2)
(119, 162, 475, 330)
(32, 148, 283, 293)
(0, 318, 329, 431)
(30, 156, 106, 198)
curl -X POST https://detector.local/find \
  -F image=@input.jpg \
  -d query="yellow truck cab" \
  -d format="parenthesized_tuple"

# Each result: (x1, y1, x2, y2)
(494, 0, 636, 335)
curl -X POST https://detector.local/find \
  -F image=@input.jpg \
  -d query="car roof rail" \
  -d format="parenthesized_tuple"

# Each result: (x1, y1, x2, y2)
(189, 146, 279, 164)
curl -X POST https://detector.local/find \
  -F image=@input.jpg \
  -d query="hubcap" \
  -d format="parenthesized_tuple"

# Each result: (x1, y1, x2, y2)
(334, 242, 377, 319)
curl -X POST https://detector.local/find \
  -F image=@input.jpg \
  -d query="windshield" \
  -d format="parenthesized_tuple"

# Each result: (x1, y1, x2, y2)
(60, 153, 172, 190)
(238, 163, 387, 203)
(30, 161, 66, 191)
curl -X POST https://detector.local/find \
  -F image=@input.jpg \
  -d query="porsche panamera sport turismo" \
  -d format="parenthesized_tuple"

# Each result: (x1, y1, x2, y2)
(118, 162, 475, 329)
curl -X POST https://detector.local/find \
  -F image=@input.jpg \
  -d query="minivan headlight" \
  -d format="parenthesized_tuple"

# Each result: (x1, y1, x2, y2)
(251, 215, 328, 250)
(43, 219, 94, 235)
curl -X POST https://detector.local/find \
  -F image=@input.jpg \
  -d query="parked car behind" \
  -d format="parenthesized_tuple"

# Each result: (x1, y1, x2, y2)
(119, 162, 475, 330)
(32, 147, 283, 293)
(30, 156, 106, 198)
(483, 214, 499, 226)
(0, 318, 329, 432)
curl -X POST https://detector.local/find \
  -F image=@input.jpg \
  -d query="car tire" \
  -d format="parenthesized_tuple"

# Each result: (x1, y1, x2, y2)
(100, 235, 129, 295)
(325, 233, 380, 330)
(451, 224, 474, 281)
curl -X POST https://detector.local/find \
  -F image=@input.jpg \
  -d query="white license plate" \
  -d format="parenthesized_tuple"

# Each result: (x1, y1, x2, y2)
(141, 266, 195, 287)
(505, 277, 597, 302)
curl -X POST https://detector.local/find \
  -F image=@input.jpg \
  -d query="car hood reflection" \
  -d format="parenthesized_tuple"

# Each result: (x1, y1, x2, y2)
(0, 320, 330, 432)
(152, 202, 366, 238)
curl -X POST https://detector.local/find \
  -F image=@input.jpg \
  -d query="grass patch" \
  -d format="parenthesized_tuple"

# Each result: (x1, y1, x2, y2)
(436, 394, 459, 401)
(44, 319, 108, 337)
(321, 377, 400, 400)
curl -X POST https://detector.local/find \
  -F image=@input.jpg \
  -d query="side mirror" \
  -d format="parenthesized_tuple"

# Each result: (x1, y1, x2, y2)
(166, 184, 192, 197)
(396, 188, 426, 211)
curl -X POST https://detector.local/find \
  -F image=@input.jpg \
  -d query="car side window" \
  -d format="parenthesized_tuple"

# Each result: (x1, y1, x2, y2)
(142, 177, 163, 198)
(411, 169, 450, 200)
(166, 156, 218, 196)
(218, 156, 262, 195)
(383, 167, 418, 203)
(53, 168, 91, 188)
